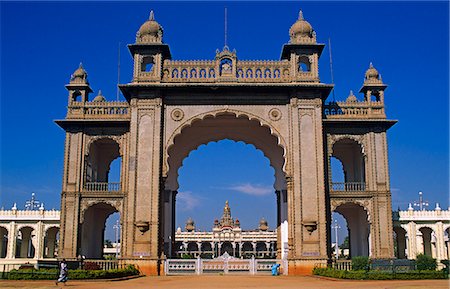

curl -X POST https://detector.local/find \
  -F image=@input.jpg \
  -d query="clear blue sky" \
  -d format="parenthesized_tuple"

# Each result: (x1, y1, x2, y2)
(1, 2, 448, 242)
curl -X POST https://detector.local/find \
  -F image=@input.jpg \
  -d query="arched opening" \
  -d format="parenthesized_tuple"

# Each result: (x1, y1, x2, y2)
(0, 227, 8, 258)
(334, 203, 370, 258)
(43, 227, 59, 258)
(72, 90, 82, 102)
(330, 213, 349, 259)
(200, 242, 213, 258)
(330, 138, 366, 191)
(220, 58, 232, 75)
(80, 203, 119, 259)
(298, 56, 311, 72)
(15, 227, 35, 258)
(85, 138, 121, 192)
(419, 227, 434, 257)
(165, 112, 286, 259)
(256, 242, 266, 257)
(242, 242, 253, 258)
(141, 56, 154, 72)
(187, 242, 198, 257)
(103, 212, 121, 259)
(393, 226, 407, 259)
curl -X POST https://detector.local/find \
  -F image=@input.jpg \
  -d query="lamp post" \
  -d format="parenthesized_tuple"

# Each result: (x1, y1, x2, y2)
(331, 219, 340, 259)
(113, 220, 120, 259)
(413, 191, 429, 211)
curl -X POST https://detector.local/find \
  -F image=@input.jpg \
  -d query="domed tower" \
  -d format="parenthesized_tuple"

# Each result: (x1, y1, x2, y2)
(281, 10, 324, 82)
(92, 90, 106, 102)
(127, 10, 171, 84)
(259, 217, 269, 231)
(65, 63, 92, 103)
(359, 62, 387, 103)
(185, 217, 195, 232)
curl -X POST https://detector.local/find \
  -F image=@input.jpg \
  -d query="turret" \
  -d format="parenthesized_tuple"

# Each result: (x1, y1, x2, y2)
(65, 63, 93, 103)
(281, 10, 324, 82)
(359, 62, 387, 103)
(128, 10, 171, 84)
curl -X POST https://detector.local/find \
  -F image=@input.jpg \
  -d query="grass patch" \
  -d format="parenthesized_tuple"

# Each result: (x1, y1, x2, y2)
(313, 267, 448, 280)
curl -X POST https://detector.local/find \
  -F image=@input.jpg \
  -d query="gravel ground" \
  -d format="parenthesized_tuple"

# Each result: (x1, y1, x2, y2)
(0, 275, 448, 289)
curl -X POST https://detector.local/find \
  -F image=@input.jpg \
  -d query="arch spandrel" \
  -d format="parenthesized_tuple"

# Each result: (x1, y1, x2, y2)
(331, 199, 372, 223)
(163, 109, 289, 191)
(327, 134, 367, 157)
(79, 199, 122, 223)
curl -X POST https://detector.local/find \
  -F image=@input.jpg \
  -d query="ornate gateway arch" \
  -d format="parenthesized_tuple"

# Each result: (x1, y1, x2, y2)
(56, 10, 396, 275)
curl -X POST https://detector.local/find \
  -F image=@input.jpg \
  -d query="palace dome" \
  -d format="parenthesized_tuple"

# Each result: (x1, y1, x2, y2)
(137, 11, 163, 43)
(290, 11, 313, 38)
(92, 90, 106, 102)
(346, 90, 357, 103)
(365, 62, 379, 80)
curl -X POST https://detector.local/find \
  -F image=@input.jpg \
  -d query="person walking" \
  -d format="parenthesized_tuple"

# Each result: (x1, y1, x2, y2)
(55, 259, 68, 286)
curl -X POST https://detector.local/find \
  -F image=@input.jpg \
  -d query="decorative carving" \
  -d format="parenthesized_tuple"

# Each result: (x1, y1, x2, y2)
(171, 109, 184, 121)
(135, 221, 150, 234)
(303, 221, 317, 234)
(79, 198, 122, 223)
(268, 108, 282, 121)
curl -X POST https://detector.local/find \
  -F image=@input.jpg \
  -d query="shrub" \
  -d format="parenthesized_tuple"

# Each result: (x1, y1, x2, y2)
(7, 264, 139, 280)
(313, 267, 447, 280)
(441, 259, 449, 274)
(416, 254, 437, 271)
(352, 256, 369, 271)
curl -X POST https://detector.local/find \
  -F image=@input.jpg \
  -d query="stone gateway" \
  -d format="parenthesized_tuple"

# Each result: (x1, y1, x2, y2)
(56, 10, 396, 275)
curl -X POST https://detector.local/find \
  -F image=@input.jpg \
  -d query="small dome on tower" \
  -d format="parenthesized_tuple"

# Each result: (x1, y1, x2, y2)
(346, 90, 357, 103)
(290, 10, 315, 44)
(185, 217, 195, 232)
(92, 90, 106, 102)
(70, 63, 88, 84)
(365, 62, 379, 80)
(259, 217, 268, 231)
(137, 10, 163, 43)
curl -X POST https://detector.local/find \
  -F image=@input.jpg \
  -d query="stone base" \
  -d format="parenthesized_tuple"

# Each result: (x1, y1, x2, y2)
(288, 259, 327, 275)
(124, 259, 162, 276)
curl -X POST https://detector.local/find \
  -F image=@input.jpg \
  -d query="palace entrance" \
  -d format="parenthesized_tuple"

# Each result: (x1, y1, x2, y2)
(56, 10, 396, 275)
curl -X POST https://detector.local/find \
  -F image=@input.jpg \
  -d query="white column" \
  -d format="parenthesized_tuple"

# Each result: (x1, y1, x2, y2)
(6, 222, 16, 259)
(435, 222, 445, 262)
(35, 222, 44, 259)
(407, 222, 417, 259)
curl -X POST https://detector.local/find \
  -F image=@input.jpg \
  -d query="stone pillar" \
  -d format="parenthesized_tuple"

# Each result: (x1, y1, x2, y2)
(35, 221, 44, 259)
(238, 242, 242, 258)
(435, 221, 445, 262)
(275, 190, 282, 258)
(210, 242, 215, 257)
(232, 242, 236, 257)
(6, 222, 16, 259)
(252, 242, 256, 257)
(407, 221, 417, 259)
(196, 242, 202, 257)
(265, 242, 271, 258)
(171, 191, 177, 258)
(218, 242, 222, 256)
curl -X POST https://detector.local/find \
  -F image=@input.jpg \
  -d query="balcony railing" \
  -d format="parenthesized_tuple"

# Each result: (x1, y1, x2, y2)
(331, 182, 366, 192)
(84, 182, 121, 192)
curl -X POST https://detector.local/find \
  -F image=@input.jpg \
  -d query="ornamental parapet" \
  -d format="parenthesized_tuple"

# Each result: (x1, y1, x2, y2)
(324, 101, 385, 119)
(0, 209, 60, 221)
(396, 207, 450, 221)
(155, 59, 317, 83)
(66, 101, 130, 120)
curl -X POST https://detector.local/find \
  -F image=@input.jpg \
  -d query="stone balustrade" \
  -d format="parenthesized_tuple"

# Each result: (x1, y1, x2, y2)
(330, 182, 366, 192)
(324, 101, 385, 119)
(84, 182, 121, 192)
(159, 59, 316, 83)
(0, 209, 60, 220)
(67, 101, 130, 120)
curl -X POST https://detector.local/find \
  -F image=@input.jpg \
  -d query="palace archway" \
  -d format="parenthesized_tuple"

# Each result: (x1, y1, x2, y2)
(56, 10, 396, 275)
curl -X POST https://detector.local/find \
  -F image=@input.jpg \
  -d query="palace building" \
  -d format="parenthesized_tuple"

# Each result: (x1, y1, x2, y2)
(54, 10, 398, 275)
(175, 201, 277, 259)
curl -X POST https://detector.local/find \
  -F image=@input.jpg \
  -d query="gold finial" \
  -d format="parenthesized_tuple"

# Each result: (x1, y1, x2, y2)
(149, 10, 155, 21)
(369, 62, 373, 68)
(298, 10, 304, 20)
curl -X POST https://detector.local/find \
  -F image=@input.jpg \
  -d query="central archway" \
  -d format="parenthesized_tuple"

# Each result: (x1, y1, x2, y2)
(163, 111, 288, 258)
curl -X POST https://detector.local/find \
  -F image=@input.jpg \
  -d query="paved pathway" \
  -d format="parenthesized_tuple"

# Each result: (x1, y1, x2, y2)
(0, 275, 448, 289)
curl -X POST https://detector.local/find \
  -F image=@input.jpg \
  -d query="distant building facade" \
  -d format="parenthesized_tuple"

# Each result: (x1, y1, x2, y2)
(0, 203, 59, 261)
(175, 201, 277, 258)
(393, 203, 450, 263)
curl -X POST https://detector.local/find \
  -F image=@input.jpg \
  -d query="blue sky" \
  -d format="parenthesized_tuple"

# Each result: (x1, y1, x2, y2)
(0, 2, 448, 242)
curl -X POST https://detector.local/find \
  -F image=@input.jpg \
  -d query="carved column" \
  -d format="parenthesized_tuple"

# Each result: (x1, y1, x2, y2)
(7, 221, 16, 259)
